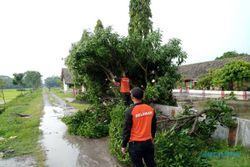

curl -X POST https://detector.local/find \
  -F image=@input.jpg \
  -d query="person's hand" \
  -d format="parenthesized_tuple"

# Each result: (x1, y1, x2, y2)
(121, 147, 127, 155)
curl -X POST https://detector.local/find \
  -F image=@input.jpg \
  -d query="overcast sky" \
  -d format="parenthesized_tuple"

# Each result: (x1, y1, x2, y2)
(0, 0, 249, 80)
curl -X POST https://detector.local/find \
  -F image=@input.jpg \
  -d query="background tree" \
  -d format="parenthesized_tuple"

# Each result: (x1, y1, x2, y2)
(94, 19, 104, 33)
(45, 76, 62, 90)
(23, 71, 42, 91)
(0, 76, 18, 89)
(216, 51, 250, 60)
(0, 79, 6, 107)
(13, 73, 25, 93)
(197, 60, 250, 90)
(128, 0, 152, 38)
(212, 60, 250, 90)
(196, 70, 214, 90)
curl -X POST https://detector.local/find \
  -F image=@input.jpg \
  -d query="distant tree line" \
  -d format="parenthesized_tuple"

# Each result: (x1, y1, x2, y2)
(0, 71, 42, 90)
(216, 51, 250, 60)
(44, 76, 62, 89)
(0, 75, 19, 89)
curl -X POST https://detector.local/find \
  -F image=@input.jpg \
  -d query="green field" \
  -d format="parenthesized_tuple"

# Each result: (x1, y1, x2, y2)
(0, 89, 45, 166)
(0, 89, 28, 104)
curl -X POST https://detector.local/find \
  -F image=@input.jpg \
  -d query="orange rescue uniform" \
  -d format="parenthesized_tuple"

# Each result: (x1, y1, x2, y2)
(130, 104, 155, 142)
(120, 77, 130, 93)
(122, 103, 157, 147)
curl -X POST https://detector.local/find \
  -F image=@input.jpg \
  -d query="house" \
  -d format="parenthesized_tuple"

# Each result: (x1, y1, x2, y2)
(178, 56, 250, 89)
(61, 68, 74, 92)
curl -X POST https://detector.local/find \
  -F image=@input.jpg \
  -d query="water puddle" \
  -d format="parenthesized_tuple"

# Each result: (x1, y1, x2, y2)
(40, 92, 121, 167)
(0, 156, 36, 167)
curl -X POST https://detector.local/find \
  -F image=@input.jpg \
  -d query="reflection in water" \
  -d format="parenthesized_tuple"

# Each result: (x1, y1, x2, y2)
(177, 97, 250, 120)
(40, 93, 121, 167)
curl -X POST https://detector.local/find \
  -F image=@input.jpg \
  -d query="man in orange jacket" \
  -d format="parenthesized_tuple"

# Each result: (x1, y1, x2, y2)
(121, 87, 157, 167)
(113, 72, 131, 105)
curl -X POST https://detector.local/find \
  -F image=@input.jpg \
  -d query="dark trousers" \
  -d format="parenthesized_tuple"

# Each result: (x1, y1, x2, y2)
(128, 140, 156, 167)
(122, 92, 131, 106)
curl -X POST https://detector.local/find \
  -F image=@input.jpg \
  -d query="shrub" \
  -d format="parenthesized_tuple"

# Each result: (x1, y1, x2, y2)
(62, 105, 110, 138)
(144, 83, 160, 103)
(109, 103, 131, 165)
(109, 103, 211, 167)
(155, 128, 211, 167)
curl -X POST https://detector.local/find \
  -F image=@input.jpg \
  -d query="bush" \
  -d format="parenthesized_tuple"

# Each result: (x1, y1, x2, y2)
(109, 103, 131, 165)
(109, 103, 211, 167)
(0, 106, 5, 114)
(155, 128, 211, 167)
(62, 105, 110, 138)
(144, 83, 160, 103)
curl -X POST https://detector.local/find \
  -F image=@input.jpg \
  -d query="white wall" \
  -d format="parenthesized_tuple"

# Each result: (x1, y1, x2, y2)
(63, 79, 68, 93)
(173, 89, 250, 100)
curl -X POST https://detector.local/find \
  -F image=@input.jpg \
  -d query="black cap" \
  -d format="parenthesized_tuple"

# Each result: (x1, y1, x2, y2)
(130, 87, 144, 100)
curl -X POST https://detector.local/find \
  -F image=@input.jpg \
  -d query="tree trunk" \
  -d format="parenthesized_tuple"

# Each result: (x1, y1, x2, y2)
(236, 81, 240, 91)
(229, 80, 234, 90)
(228, 127, 237, 147)
(0, 88, 6, 110)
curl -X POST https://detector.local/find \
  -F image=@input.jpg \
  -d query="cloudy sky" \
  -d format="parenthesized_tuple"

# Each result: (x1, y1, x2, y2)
(0, 0, 249, 80)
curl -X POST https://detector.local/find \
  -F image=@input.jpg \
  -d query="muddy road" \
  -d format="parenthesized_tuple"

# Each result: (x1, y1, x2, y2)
(0, 91, 122, 167)
(40, 92, 122, 167)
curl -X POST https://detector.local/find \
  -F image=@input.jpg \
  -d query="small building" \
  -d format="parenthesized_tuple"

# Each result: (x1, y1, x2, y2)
(61, 68, 74, 92)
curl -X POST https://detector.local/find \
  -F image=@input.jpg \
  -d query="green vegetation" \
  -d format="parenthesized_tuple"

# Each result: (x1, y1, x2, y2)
(0, 75, 19, 89)
(155, 129, 209, 167)
(109, 100, 238, 166)
(50, 88, 89, 111)
(13, 73, 25, 90)
(129, 0, 152, 38)
(66, 20, 186, 105)
(109, 103, 131, 165)
(3, 89, 27, 103)
(216, 51, 250, 60)
(68, 102, 89, 111)
(197, 60, 250, 90)
(62, 105, 110, 138)
(23, 71, 42, 90)
(61, 0, 246, 166)
(12, 71, 42, 91)
(0, 90, 44, 165)
(1, 89, 29, 113)
(50, 88, 74, 99)
(44, 76, 62, 89)
(207, 140, 250, 167)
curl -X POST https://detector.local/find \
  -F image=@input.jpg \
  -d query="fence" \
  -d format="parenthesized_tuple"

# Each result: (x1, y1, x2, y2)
(173, 89, 250, 100)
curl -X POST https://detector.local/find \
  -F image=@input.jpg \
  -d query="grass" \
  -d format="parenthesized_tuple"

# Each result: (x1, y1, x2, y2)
(68, 102, 89, 111)
(0, 89, 45, 166)
(50, 88, 74, 99)
(50, 88, 89, 111)
(0, 89, 28, 104)
(205, 140, 250, 167)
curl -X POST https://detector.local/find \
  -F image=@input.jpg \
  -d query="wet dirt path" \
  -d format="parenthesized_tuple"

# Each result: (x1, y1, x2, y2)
(40, 91, 121, 167)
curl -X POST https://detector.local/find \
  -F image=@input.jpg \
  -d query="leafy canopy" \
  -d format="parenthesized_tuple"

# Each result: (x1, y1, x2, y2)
(66, 20, 187, 105)
(197, 60, 250, 90)
(129, 0, 152, 38)
(13, 73, 25, 88)
(23, 71, 42, 90)
(45, 76, 62, 89)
